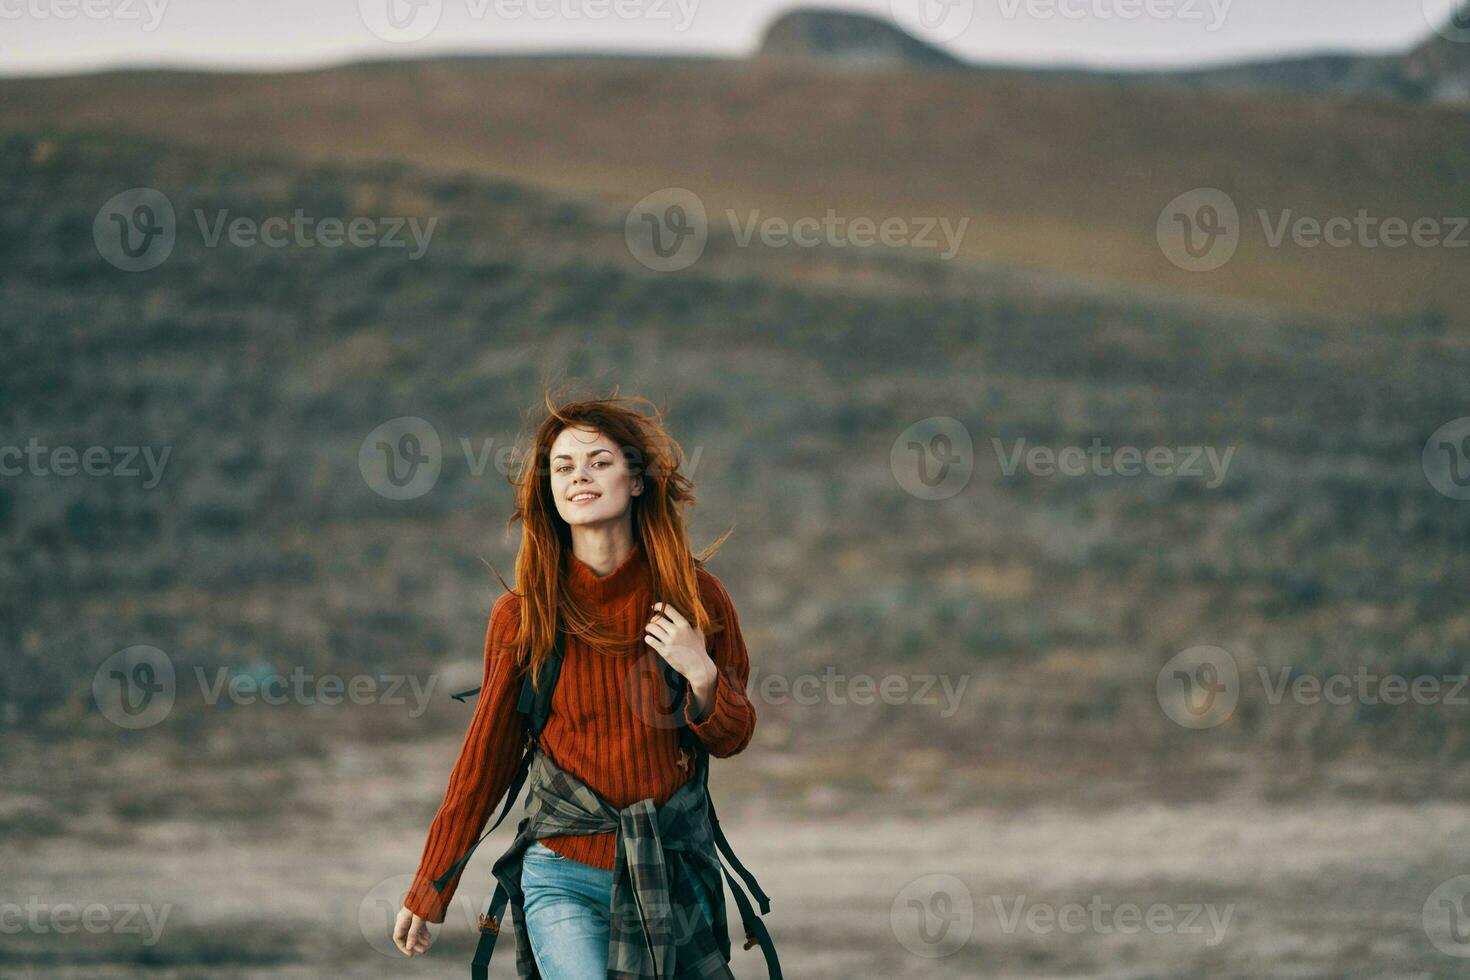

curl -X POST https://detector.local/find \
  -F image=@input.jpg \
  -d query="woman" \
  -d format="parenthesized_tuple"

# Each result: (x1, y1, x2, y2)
(391, 391, 760, 978)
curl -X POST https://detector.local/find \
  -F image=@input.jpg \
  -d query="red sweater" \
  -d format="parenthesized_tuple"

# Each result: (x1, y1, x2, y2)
(405, 542, 758, 923)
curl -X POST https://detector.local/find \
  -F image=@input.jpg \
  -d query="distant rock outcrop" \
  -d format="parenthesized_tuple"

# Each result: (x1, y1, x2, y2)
(1399, 7, 1470, 104)
(756, 8, 963, 71)
(754, 3, 1470, 106)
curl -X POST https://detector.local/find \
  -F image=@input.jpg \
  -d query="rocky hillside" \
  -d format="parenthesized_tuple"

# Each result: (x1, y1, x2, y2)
(756, 8, 963, 70)
(758, 5, 1470, 106)
(6, 130, 1470, 773)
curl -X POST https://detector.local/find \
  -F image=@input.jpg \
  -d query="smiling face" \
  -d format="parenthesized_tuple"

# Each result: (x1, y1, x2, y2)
(548, 425, 642, 530)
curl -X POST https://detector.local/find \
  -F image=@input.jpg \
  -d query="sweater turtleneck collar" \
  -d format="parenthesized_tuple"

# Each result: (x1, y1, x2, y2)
(565, 541, 650, 606)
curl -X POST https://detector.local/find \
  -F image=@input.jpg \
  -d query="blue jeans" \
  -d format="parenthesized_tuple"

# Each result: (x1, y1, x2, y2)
(521, 840, 717, 979)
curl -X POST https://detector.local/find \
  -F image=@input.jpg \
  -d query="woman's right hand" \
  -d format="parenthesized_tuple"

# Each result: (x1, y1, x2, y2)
(393, 906, 434, 956)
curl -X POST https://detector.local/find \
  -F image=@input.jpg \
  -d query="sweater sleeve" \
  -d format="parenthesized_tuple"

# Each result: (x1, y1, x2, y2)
(683, 575, 757, 758)
(403, 593, 527, 923)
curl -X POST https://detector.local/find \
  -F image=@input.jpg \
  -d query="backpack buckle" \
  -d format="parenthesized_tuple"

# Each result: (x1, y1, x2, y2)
(479, 913, 501, 934)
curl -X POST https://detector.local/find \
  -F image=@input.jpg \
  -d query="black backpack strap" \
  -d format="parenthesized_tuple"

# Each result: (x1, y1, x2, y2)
(431, 632, 565, 893)
(661, 625, 783, 978)
(516, 630, 565, 741)
(443, 596, 782, 978)
(467, 875, 512, 980)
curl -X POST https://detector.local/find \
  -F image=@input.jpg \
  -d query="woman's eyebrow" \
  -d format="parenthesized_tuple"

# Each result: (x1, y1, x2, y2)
(551, 448, 613, 462)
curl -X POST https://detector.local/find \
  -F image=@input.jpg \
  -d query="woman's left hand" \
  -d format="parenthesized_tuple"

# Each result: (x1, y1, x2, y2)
(645, 602, 717, 693)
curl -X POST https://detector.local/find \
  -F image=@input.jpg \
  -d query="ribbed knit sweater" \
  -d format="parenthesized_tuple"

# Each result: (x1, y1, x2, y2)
(404, 542, 758, 924)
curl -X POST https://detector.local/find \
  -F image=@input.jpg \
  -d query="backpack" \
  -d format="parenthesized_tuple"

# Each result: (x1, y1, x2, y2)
(431, 603, 783, 979)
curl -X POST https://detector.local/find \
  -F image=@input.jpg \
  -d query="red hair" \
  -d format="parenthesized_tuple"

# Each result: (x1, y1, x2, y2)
(486, 384, 731, 689)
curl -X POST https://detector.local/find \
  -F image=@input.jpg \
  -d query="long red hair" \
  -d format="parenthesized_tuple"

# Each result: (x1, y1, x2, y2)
(487, 385, 731, 689)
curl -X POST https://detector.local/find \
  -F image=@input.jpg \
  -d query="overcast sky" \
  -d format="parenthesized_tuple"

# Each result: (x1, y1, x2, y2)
(1, 0, 1462, 77)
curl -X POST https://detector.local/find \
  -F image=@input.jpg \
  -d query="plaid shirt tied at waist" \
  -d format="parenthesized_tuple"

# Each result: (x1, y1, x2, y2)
(489, 747, 736, 980)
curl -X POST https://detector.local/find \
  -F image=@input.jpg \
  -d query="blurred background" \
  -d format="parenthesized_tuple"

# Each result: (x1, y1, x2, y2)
(4, 1, 1470, 977)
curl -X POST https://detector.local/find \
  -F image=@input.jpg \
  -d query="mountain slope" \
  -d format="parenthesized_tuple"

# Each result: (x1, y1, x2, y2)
(757, 8, 964, 70)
